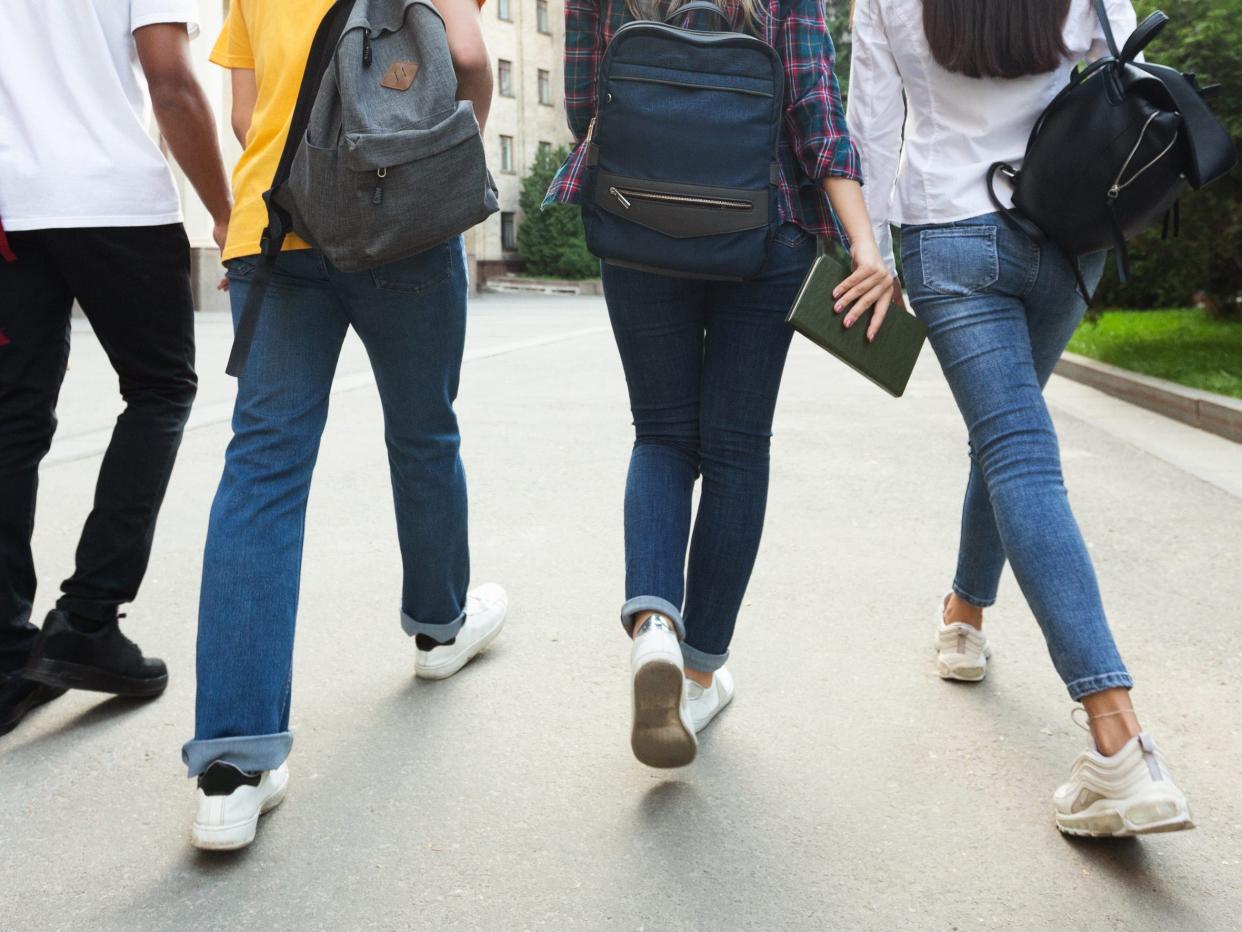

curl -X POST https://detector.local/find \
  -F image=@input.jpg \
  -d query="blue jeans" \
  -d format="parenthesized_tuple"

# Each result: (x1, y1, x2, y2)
(182, 241, 470, 776)
(603, 224, 816, 673)
(901, 213, 1131, 700)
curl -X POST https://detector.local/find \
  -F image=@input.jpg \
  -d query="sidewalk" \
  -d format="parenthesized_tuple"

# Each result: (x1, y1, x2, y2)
(4, 294, 1241, 931)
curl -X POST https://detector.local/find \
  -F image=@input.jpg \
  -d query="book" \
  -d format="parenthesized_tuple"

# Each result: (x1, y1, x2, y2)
(786, 242, 928, 397)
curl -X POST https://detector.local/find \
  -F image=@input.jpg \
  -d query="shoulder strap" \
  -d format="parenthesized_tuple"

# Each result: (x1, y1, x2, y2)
(225, 0, 355, 378)
(1093, 0, 1121, 60)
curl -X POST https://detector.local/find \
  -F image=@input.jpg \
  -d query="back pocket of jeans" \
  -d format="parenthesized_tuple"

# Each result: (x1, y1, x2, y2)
(918, 227, 1000, 297)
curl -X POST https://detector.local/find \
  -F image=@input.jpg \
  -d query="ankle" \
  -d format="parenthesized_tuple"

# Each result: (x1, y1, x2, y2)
(685, 667, 712, 688)
(943, 593, 983, 630)
(1081, 689, 1142, 756)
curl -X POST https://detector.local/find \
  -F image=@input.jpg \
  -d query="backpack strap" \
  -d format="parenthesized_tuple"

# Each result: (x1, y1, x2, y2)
(225, 0, 354, 378)
(1093, 0, 1122, 60)
(664, 1, 730, 29)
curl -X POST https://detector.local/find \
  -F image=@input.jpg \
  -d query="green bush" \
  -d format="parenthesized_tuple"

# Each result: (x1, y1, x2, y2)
(1092, 0, 1242, 317)
(516, 145, 599, 280)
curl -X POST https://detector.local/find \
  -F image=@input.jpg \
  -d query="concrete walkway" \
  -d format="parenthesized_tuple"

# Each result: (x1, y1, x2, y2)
(4, 295, 1241, 931)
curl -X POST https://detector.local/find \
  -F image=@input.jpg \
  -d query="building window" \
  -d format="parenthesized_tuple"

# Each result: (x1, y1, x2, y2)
(498, 0, 511, 21)
(537, 0, 551, 33)
(501, 212, 517, 251)
(538, 140, 553, 159)
(498, 59, 514, 97)
(538, 69, 552, 106)
(500, 135, 515, 173)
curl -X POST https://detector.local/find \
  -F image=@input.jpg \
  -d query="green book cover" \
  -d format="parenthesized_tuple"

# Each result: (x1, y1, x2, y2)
(786, 244, 928, 397)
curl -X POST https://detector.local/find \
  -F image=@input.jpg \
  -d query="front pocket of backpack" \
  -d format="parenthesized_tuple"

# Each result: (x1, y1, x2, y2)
(592, 171, 768, 239)
(917, 227, 1000, 297)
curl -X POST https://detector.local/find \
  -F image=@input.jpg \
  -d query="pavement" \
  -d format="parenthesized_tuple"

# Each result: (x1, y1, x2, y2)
(3, 294, 1241, 931)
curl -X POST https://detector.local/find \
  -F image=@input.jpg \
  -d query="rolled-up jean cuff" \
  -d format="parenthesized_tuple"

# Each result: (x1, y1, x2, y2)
(1065, 671, 1133, 702)
(181, 732, 294, 777)
(400, 608, 466, 641)
(681, 641, 728, 673)
(620, 596, 685, 640)
(951, 583, 996, 609)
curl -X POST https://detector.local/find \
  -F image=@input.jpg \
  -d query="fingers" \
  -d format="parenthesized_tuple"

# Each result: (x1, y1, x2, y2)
(866, 292, 891, 342)
(842, 279, 892, 330)
(217, 276, 229, 292)
(835, 271, 888, 314)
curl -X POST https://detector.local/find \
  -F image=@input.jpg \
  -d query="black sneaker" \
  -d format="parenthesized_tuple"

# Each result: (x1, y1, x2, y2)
(23, 609, 168, 698)
(0, 674, 67, 737)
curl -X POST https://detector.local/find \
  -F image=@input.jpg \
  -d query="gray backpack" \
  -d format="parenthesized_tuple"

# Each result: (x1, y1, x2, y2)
(227, 0, 498, 376)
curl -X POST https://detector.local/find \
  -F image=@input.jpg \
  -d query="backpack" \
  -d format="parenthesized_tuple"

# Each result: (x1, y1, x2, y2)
(987, 0, 1237, 297)
(226, 0, 498, 377)
(579, 0, 783, 281)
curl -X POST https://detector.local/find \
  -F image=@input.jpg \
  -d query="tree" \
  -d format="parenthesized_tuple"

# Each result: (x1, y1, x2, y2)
(516, 145, 599, 280)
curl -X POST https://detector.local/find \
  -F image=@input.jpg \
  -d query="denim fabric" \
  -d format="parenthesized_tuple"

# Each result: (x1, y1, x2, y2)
(183, 240, 470, 776)
(603, 224, 815, 673)
(901, 213, 1132, 700)
(0, 225, 195, 676)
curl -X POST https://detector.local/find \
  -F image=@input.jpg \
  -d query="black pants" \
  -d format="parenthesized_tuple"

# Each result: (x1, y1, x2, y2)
(0, 225, 196, 676)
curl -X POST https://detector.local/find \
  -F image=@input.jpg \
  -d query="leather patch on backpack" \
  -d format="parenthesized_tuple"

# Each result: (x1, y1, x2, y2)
(380, 60, 419, 91)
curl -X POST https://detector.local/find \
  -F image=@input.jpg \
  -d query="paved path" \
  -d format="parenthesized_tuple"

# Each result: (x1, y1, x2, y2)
(4, 295, 1241, 931)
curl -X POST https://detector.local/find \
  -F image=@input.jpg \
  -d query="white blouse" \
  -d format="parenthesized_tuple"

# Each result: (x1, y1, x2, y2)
(847, 0, 1139, 271)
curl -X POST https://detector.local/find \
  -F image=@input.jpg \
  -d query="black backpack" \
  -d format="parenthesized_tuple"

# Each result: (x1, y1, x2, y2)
(987, 0, 1237, 295)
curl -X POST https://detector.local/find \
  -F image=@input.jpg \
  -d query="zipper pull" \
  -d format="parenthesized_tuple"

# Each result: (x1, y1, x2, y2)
(362, 31, 373, 67)
(609, 186, 631, 209)
(1107, 185, 1120, 200)
(372, 167, 387, 205)
(584, 116, 597, 147)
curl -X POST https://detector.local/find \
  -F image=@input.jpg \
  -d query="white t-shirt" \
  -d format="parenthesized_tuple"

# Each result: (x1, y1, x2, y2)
(847, 0, 1139, 271)
(0, 0, 199, 230)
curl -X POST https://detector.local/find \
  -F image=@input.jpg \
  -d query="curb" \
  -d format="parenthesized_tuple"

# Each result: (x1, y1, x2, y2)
(1054, 351, 1242, 445)
(482, 276, 603, 296)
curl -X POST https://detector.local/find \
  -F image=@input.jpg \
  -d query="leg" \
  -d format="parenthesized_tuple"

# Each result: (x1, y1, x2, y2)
(333, 239, 471, 640)
(183, 251, 347, 776)
(40, 225, 197, 623)
(601, 261, 708, 641)
(904, 223, 1131, 712)
(948, 249, 1109, 623)
(682, 226, 813, 674)
(0, 231, 73, 675)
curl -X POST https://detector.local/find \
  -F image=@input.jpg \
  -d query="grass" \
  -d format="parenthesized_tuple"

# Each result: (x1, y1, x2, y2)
(1068, 309, 1242, 399)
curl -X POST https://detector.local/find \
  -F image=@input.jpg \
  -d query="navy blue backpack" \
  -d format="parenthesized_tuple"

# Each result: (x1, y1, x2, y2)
(580, 0, 784, 280)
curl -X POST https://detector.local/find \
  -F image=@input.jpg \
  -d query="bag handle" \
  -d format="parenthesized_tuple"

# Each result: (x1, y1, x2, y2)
(225, 0, 354, 378)
(664, 1, 730, 28)
(1094, 0, 1170, 63)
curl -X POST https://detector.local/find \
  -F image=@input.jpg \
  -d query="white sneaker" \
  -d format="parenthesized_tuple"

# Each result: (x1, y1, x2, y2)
(687, 666, 734, 733)
(935, 594, 990, 681)
(630, 614, 697, 768)
(415, 583, 507, 680)
(192, 762, 289, 851)
(1054, 732, 1194, 837)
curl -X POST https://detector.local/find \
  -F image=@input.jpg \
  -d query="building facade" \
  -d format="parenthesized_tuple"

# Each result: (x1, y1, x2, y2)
(177, 0, 571, 307)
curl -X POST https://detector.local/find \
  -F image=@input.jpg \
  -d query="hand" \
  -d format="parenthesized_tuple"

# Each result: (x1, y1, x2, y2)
(217, 275, 229, 293)
(832, 240, 892, 342)
(212, 217, 230, 254)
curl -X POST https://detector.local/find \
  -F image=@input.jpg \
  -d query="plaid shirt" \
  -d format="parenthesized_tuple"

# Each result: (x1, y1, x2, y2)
(542, 0, 863, 243)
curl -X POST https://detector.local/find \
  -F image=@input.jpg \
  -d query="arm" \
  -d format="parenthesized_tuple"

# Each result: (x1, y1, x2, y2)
(846, 0, 905, 277)
(782, 0, 893, 339)
(229, 68, 257, 147)
(135, 23, 232, 252)
(563, 0, 602, 141)
(434, 0, 493, 132)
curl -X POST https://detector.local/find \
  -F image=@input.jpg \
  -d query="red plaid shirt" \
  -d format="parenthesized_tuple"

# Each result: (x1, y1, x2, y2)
(542, 0, 863, 243)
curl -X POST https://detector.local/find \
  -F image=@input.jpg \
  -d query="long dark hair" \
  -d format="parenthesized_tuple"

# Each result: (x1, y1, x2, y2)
(923, 0, 1073, 79)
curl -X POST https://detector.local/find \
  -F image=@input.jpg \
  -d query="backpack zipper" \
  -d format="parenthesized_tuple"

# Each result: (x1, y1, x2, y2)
(608, 186, 750, 211)
(1107, 112, 1180, 200)
(372, 166, 387, 205)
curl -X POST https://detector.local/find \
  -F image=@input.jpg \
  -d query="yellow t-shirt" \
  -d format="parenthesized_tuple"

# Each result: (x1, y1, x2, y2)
(211, 0, 485, 261)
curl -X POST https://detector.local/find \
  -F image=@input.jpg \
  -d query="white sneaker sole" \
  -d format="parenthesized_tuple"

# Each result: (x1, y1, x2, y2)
(631, 659, 697, 769)
(192, 782, 288, 851)
(1056, 788, 1195, 838)
(937, 649, 990, 682)
(415, 613, 506, 681)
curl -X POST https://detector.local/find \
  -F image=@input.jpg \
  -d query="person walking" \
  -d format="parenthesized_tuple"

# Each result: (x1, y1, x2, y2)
(0, 1, 232, 736)
(183, 0, 502, 851)
(546, 0, 894, 769)
(848, 0, 1193, 836)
